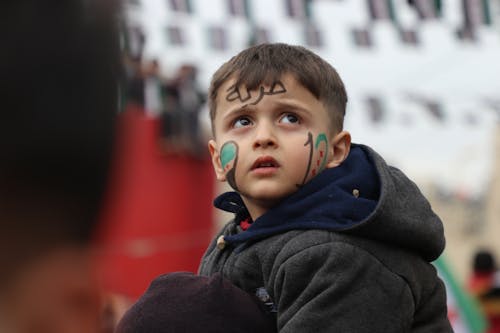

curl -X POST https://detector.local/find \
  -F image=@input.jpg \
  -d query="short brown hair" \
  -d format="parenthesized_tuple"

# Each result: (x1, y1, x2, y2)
(208, 43, 348, 134)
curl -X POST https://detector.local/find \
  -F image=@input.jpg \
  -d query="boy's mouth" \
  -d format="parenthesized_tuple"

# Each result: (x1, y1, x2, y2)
(251, 156, 280, 170)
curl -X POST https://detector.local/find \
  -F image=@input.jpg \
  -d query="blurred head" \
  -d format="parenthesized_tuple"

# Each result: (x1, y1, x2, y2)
(0, 0, 120, 278)
(473, 250, 497, 273)
(208, 43, 348, 137)
(0, 0, 121, 331)
(116, 272, 277, 333)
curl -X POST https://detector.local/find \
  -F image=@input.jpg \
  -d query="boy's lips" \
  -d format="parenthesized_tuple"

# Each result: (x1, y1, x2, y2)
(251, 156, 280, 170)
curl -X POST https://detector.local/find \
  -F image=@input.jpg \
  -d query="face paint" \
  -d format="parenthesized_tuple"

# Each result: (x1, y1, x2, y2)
(298, 132, 314, 187)
(221, 141, 237, 170)
(297, 132, 329, 187)
(220, 141, 239, 191)
(225, 81, 287, 109)
(314, 133, 328, 174)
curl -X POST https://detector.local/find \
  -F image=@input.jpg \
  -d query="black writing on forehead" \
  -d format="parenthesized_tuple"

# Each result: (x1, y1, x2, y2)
(225, 81, 287, 108)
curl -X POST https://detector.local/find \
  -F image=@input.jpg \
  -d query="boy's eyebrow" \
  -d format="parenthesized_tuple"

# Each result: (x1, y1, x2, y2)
(222, 100, 312, 121)
(221, 105, 255, 121)
(273, 100, 312, 114)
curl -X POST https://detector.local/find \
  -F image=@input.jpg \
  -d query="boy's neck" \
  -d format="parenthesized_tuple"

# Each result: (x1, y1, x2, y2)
(241, 197, 275, 221)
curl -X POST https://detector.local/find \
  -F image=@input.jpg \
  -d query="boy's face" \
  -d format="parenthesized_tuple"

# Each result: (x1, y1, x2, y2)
(209, 73, 350, 219)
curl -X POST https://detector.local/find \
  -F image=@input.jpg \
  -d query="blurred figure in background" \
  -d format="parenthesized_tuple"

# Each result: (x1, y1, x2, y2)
(122, 26, 146, 110)
(143, 59, 165, 119)
(469, 250, 498, 295)
(161, 64, 206, 156)
(0, 0, 121, 332)
(124, 56, 146, 111)
(468, 249, 500, 332)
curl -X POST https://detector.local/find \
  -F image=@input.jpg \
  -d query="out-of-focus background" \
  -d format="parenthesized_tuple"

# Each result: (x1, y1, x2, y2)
(96, 0, 500, 331)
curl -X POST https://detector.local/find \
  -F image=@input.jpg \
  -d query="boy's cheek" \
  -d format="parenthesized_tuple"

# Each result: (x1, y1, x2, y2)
(313, 133, 329, 175)
(298, 132, 330, 186)
(219, 141, 239, 191)
(220, 141, 238, 172)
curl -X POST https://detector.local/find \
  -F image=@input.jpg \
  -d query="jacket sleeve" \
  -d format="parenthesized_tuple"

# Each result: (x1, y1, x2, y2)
(270, 241, 415, 333)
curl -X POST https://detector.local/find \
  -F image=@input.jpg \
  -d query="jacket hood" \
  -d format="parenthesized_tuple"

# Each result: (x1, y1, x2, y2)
(214, 144, 445, 261)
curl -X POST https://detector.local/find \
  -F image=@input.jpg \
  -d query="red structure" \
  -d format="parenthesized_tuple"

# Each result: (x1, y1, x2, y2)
(95, 108, 215, 299)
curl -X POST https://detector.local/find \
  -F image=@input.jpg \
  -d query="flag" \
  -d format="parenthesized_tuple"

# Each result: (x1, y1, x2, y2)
(434, 255, 488, 333)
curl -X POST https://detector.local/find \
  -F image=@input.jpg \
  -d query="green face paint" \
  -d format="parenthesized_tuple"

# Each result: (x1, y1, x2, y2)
(298, 132, 329, 187)
(220, 141, 239, 191)
(315, 133, 328, 173)
(220, 141, 237, 170)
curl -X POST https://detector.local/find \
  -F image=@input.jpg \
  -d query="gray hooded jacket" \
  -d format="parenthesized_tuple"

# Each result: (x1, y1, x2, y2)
(199, 144, 452, 332)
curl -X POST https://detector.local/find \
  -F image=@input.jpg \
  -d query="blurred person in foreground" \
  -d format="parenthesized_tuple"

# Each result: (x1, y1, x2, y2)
(0, 0, 121, 332)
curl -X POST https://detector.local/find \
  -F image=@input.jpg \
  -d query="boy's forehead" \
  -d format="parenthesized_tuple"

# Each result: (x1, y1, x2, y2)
(215, 74, 286, 116)
(221, 74, 281, 91)
(213, 73, 330, 124)
(216, 73, 298, 104)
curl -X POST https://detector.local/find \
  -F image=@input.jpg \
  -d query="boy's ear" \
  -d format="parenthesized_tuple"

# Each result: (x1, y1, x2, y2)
(208, 140, 227, 182)
(326, 131, 351, 169)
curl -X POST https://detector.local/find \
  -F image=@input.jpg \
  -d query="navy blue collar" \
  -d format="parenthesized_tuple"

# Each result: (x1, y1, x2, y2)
(214, 145, 380, 247)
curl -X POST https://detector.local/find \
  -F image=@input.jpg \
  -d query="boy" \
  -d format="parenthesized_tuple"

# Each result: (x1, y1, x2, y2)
(199, 43, 452, 332)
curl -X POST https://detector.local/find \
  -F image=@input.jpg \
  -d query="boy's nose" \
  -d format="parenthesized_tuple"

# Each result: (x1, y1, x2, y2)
(253, 123, 277, 149)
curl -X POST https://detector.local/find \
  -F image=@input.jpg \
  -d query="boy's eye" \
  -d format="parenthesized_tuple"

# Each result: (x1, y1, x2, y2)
(233, 117, 252, 128)
(280, 113, 299, 124)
